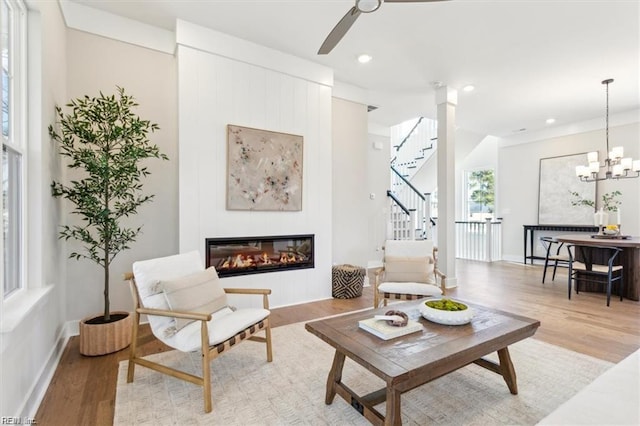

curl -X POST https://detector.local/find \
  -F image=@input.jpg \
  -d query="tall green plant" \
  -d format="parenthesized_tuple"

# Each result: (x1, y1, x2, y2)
(49, 87, 168, 322)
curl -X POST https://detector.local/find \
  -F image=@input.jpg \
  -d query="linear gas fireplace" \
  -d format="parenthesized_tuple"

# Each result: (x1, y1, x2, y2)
(206, 234, 314, 277)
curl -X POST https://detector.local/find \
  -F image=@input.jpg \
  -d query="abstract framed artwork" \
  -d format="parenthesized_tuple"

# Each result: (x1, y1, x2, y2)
(538, 152, 595, 225)
(227, 124, 303, 211)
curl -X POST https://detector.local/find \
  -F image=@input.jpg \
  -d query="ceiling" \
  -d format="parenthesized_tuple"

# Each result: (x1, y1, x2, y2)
(68, 0, 640, 137)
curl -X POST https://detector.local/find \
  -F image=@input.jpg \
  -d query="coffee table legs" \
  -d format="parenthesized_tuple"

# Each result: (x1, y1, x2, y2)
(326, 350, 346, 404)
(385, 387, 402, 426)
(326, 347, 518, 424)
(497, 347, 518, 394)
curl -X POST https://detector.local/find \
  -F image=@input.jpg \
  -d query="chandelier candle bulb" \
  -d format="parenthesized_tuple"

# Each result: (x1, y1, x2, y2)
(633, 160, 640, 172)
(589, 162, 600, 173)
(621, 158, 633, 170)
(613, 164, 623, 176)
(612, 146, 624, 159)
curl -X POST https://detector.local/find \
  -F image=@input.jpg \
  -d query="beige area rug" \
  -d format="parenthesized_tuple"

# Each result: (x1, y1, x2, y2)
(114, 321, 612, 426)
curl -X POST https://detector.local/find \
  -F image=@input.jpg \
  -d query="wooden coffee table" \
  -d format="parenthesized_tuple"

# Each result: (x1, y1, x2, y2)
(305, 301, 540, 426)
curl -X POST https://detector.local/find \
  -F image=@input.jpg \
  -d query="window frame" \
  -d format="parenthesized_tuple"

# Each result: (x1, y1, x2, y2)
(463, 168, 496, 221)
(1, 0, 27, 301)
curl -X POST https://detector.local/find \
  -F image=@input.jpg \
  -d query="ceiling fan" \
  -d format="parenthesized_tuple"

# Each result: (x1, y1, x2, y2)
(318, 0, 449, 55)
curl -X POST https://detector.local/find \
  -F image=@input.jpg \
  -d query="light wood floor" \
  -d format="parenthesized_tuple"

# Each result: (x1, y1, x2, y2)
(35, 260, 640, 425)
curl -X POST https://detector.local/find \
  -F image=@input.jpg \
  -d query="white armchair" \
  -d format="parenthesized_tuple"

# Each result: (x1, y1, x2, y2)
(125, 250, 273, 413)
(373, 239, 446, 308)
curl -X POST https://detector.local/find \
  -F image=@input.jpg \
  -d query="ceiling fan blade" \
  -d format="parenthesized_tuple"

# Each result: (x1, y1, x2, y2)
(318, 6, 362, 55)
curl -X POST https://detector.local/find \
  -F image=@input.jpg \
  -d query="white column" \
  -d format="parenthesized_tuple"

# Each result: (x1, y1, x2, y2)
(436, 85, 458, 288)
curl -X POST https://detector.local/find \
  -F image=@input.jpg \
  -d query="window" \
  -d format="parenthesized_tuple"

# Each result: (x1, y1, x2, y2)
(1, 0, 26, 299)
(465, 169, 495, 220)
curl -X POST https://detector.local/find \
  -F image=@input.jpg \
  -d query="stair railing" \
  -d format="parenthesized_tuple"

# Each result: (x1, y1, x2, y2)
(389, 167, 430, 239)
(386, 190, 416, 240)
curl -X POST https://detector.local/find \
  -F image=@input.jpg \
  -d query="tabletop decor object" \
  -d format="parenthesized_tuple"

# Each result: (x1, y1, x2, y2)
(420, 298, 475, 325)
(358, 310, 421, 340)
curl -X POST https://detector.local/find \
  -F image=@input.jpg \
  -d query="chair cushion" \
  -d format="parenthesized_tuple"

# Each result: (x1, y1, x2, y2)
(132, 251, 205, 339)
(160, 267, 228, 332)
(378, 282, 443, 297)
(161, 306, 270, 352)
(572, 262, 623, 273)
(384, 256, 435, 283)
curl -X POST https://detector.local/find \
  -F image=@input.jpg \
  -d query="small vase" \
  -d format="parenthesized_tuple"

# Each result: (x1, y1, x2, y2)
(593, 208, 608, 227)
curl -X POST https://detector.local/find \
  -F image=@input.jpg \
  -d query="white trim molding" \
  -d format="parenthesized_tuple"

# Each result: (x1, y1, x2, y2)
(58, 0, 175, 54)
(175, 19, 333, 87)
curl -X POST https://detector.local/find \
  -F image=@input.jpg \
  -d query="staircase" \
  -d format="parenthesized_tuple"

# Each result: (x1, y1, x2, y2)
(387, 117, 438, 240)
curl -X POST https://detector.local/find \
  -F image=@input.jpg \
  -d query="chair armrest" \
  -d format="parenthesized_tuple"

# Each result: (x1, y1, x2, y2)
(223, 288, 271, 295)
(136, 307, 212, 322)
(373, 267, 385, 290)
(372, 267, 385, 277)
(434, 268, 447, 294)
(223, 288, 272, 310)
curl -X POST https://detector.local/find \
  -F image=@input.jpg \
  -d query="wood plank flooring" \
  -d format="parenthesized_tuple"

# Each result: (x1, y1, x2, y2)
(35, 260, 640, 425)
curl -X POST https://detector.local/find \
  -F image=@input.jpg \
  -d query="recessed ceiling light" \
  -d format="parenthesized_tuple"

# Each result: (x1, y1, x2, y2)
(357, 54, 372, 64)
(462, 85, 475, 92)
(546, 118, 556, 124)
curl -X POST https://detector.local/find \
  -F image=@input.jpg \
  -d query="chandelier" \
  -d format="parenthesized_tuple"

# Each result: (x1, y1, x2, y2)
(576, 78, 640, 182)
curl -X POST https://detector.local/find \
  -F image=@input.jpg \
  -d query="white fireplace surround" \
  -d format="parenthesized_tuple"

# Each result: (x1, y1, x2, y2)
(177, 21, 334, 309)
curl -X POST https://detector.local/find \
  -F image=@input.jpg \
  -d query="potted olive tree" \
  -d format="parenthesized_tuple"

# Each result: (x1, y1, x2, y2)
(50, 87, 168, 356)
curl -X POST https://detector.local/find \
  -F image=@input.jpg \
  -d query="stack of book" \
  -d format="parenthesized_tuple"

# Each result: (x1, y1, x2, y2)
(358, 317, 422, 340)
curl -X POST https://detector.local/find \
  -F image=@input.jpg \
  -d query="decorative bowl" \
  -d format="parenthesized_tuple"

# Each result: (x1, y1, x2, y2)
(420, 298, 474, 325)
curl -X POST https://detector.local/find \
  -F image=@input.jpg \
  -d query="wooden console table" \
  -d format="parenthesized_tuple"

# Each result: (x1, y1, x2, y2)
(523, 224, 598, 264)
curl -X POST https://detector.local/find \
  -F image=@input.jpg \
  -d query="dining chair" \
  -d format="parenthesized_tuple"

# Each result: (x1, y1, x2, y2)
(125, 250, 273, 413)
(567, 244, 624, 307)
(540, 236, 570, 283)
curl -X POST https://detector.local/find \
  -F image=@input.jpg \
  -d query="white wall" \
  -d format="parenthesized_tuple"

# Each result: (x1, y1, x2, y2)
(62, 30, 178, 322)
(0, 2, 67, 418)
(332, 98, 370, 267)
(177, 22, 334, 308)
(367, 131, 392, 261)
(499, 122, 640, 261)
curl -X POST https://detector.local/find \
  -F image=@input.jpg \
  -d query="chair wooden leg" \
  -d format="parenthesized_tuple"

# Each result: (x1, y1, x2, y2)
(606, 271, 612, 307)
(127, 311, 140, 383)
(201, 322, 212, 413)
(567, 269, 572, 300)
(265, 324, 273, 362)
(619, 272, 624, 302)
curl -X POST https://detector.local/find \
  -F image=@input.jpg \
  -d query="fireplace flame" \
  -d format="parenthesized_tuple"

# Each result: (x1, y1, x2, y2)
(218, 251, 307, 271)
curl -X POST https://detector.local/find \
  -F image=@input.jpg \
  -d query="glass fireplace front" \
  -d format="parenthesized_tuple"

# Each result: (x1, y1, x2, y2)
(205, 234, 314, 277)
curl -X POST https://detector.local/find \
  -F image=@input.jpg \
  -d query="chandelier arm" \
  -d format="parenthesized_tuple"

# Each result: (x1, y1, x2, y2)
(576, 78, 638, 181)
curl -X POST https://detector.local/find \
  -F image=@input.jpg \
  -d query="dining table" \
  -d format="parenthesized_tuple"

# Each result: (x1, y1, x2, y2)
(555, 234, 640, 301)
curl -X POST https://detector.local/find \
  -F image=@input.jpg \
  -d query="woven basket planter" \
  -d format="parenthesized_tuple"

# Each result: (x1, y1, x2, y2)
(79, 311, 132, 356)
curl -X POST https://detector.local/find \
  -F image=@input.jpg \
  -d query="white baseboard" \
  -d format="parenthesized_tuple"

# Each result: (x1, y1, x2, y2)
(23, 327, 69, 419)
